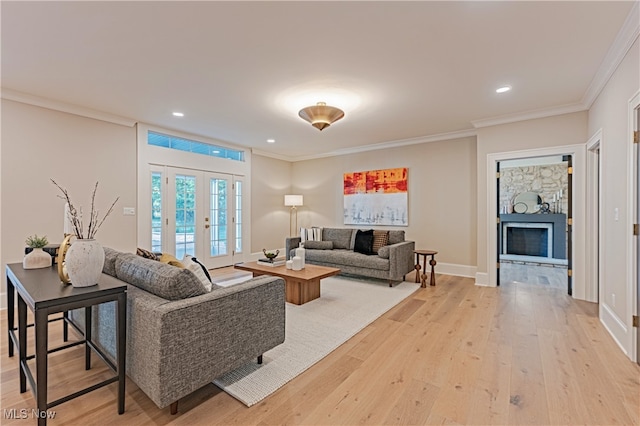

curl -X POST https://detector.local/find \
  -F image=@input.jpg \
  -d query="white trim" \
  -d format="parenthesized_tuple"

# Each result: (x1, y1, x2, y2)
(471, 103, 587, 129)
(285, 129, 478, 163)
(582, 2, 640, 108)
(0, 88, 137, 127)
(600, 302, 630, 356)
(475, 272, 489, 286)
(486, 145, 586, 298)
(628, 90, 640, 363)
(436, 262, 476, 278)
(586, 129, 603, 303)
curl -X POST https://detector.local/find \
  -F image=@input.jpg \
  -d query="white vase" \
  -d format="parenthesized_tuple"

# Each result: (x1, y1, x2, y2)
(23, 248, 52, 269)
(295, 247, 306, 268)
(65, 239, 105, 287)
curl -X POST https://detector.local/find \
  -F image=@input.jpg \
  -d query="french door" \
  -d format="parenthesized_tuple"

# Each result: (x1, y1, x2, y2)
(153, 166, 244, 269)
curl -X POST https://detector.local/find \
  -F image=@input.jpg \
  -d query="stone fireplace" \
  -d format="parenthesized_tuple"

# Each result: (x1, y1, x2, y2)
(503, 222, 553, 257)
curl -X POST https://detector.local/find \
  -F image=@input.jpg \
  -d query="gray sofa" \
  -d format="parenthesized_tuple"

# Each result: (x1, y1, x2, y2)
(286, 228, 415, 285)
(71, 247, 285, 414)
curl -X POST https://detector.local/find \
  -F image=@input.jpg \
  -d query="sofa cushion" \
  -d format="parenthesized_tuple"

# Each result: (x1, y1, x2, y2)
(305, 249, 390, 271)
(322, 228, 354, 249)
(372, 230, 389, 253)
(115, 253, 208, 300)
(354, 229, 375, 255)
(304, 240, 333, 250)
(103, 246, 120, 277)
(388, 230, 405, 245)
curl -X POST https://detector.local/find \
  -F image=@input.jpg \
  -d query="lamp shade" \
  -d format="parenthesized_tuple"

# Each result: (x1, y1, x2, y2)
(284, 195, 303, 207)
(298, 102, 344, 131)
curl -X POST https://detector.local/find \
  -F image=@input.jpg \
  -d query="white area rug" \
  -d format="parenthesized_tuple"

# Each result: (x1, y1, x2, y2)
(213, 275, 420, 406)
(212, 271, 253, 287)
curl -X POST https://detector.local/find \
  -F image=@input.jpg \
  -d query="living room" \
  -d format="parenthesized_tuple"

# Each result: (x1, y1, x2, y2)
(1, 1, 639, 424)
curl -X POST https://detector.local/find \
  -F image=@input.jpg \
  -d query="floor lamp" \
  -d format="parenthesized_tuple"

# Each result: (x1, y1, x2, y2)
(284, 195, 303, 237)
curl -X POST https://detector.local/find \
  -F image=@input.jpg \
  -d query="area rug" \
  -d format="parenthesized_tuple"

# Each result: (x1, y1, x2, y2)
(213, 275, 420, 406)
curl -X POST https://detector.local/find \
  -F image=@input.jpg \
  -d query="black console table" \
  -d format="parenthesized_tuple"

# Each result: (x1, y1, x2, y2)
(6, 263, 127, 425)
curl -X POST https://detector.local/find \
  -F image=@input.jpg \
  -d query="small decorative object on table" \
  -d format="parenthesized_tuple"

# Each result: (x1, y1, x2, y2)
(258, 249, 285, 266)
(23, 234, 52, 269)
(52, 179, 119, 287)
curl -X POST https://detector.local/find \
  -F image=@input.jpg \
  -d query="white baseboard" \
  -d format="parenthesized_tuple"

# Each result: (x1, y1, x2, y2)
(435, 262, 476, 278)
(600, 302, 630, 357)
(475, 272, 489, 286)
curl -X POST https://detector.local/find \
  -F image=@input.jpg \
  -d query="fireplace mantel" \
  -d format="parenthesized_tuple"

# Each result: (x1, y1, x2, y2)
(499, 213, 567, 259)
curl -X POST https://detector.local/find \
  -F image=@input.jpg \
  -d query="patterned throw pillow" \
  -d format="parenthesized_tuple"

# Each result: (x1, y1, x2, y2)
(136, 247, 159, 260)
(182, 254, 213, 292)
(372, 230, 390, 254)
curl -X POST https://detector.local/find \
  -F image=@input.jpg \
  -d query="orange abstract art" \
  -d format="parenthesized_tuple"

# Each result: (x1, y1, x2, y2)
(343, 168, 408, 195)
(343, 168, 408, 226)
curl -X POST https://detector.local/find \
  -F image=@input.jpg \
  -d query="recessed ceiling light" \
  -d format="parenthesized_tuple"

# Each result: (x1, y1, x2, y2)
(267, 139, 276, 143)
(172, 112, 184, 117)
(496, 86, 512, 94)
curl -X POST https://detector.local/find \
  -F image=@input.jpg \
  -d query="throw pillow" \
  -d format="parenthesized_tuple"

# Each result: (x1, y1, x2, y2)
(159, 253, 185, 268)
(303, 240, 333, 250)
(182, 255, 213, 292)
(354, 229, 375, 255)
(136, 247, 159, 260)
(191, 256, 212, 282)
(372, 230, 390, 253)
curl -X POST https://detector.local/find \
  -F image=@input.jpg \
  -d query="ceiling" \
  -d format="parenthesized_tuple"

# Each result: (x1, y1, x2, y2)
(1, 1, 637, 161)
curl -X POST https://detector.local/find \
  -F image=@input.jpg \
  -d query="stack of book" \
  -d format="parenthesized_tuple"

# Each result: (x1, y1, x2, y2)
(257, 257, 286, 267)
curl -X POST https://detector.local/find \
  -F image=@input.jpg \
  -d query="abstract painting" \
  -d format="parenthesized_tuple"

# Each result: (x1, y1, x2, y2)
(343, 167, 408, 226)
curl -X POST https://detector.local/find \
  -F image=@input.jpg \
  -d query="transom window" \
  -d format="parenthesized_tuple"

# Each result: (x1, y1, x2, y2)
(148, 131, 244, 161)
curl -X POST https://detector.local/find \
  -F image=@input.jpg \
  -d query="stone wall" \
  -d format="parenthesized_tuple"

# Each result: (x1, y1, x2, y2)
(499, 164, 568, 214)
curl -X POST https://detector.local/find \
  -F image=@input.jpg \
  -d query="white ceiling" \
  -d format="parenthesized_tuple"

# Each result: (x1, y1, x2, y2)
(1, 1, 637, 161)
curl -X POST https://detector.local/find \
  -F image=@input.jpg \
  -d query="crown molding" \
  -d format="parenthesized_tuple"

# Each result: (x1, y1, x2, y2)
(471, 103, 587, 129)
(287, 129, 478, 162)
(582, 1, 640, 108)
(1, 88, 137, 127)
(251, 148, 299, 163)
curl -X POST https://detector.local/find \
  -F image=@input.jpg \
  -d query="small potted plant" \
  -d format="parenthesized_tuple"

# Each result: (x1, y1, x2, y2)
(23, 234, 52, 269)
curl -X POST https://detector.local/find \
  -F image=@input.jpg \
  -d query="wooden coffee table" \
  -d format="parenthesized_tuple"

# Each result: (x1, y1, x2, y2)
(234, 262, 340, 305)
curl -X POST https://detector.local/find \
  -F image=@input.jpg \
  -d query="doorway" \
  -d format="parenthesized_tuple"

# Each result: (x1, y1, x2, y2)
(151, 166, 245, 269)
(497, 155, 570, 292)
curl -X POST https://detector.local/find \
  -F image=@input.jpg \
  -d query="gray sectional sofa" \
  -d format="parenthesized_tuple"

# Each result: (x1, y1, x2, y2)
(285, 228, 415, 285)
(70, 247, 285, 414)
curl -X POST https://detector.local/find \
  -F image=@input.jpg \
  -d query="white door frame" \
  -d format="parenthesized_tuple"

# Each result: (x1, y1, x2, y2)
(486, 144, 587, 299)
(629, 91, 640, 363)
(586, 129, 603, 303)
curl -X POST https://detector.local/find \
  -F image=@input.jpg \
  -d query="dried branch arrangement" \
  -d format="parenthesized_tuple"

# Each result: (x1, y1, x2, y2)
(51, 179, 120, 239)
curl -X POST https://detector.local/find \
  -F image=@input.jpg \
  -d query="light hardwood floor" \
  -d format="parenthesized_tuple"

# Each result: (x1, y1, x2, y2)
(2, 271, 639, 425)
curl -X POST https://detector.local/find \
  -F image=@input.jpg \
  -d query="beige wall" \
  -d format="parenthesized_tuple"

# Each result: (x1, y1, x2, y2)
(476, 112, 588, 277)
(290, 137, 477, 272)
(250, 154, 292, 253)
(588, 37, 639, 356)
(1, 99, 137, 306)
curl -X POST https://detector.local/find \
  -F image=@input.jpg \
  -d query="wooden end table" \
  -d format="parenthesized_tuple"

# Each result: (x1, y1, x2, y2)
(414, 250, 438, 288)
(234, 262, 340, 305)
(6, 264, 127, 425)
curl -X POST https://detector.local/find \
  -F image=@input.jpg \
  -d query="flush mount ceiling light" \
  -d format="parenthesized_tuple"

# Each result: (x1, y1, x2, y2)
(298, 102, 345, 131)
(496, 85, 512, 94)
(172, 111, 184, 117)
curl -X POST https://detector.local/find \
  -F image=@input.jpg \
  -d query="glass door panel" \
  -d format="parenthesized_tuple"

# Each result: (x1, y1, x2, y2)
(175, 174, 197, 259)
(203, 173, 232, 268)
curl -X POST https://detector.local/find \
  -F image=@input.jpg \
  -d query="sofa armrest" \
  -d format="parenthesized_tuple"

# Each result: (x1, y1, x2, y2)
(127, 275, 285, 408)
(285, 236, 301, 260)
(388, 240, 416, 280)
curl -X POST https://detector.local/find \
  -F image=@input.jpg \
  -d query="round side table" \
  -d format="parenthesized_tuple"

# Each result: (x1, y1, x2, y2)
(414, 250, 438, 288)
